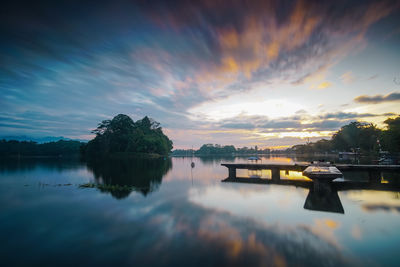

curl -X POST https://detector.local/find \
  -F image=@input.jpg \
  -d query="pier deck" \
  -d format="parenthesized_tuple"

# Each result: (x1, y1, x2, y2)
(221, 163, 400, 182)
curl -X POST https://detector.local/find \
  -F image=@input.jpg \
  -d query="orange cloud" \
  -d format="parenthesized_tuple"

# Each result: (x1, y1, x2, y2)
(209, 0, 323, 83)
(220, 56, 239, 74)
(316, 81, 332, 89)
(176, 0, 396, 99)
(218, 28, 239, 49)
(266, 41, 280, 60)
(281, 0, 321, 51)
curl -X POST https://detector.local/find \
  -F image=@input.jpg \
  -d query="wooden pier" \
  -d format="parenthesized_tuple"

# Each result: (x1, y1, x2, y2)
(221, 163, 400, 214)
(221, 163, 400, 182)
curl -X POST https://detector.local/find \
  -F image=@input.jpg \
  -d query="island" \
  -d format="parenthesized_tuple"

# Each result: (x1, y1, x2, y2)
(81, 114, 173, 159)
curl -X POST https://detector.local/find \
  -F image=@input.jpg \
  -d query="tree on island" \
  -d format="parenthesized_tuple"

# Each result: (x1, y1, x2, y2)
(82, 114, 173, 157)
(195, 144, 236, 155)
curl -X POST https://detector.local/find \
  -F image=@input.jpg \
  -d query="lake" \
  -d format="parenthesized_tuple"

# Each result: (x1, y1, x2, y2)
(1, 156, 399, 266)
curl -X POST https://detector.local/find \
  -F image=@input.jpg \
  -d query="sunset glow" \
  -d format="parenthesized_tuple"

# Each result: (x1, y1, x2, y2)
(1, 0, 400, 148)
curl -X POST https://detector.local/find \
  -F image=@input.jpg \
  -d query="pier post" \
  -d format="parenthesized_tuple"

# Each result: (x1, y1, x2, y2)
(228, 167, 236, 179)
(368, 170, 381, 183)
(313, 179, 332, 193)
(271, 168, 280, 181)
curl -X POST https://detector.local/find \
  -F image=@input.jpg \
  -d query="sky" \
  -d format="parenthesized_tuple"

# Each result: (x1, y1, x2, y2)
(1, 0, 400, 149)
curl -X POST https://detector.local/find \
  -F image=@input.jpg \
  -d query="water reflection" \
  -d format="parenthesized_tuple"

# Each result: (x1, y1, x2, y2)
(0, 157, 83, 173)
(304, 186, 344, 214)
(86, 157, 172, 199)
(0, 156, 400, 266)
(197, 156, 236, 164)
(223, 175, 400, 214)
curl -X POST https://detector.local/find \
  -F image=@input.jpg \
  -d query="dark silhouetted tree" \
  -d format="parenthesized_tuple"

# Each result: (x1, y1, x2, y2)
(381, 116, 400, 152)
(83, 114, 173, 157)
(331, 122, 380, 152)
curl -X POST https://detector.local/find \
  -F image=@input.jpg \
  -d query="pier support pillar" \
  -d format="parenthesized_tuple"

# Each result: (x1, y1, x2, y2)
(313, 179, 332, 194)
(228, 167, 236, 179)
(271, 168, 280, 181)
(368, 170, 381, 183)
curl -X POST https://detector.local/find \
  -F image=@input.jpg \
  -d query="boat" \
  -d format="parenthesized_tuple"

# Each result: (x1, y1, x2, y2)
(377, 151, 398, 165)
(248, 156, 261, 161)
(302, 161, 343, 181)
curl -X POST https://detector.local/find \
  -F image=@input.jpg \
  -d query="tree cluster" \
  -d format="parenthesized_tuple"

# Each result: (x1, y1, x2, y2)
(381, 116, 400, 153)
(0, 140, 83, 157)
(195, 144, 236, 155)
(172, 144, 271, 156)
(288, 117, 400, 154)
(82, 114, 173, 157)
(172, 117, 400, 156)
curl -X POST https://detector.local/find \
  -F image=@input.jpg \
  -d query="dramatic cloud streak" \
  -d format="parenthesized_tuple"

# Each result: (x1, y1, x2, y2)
(1, 0, 400, 148)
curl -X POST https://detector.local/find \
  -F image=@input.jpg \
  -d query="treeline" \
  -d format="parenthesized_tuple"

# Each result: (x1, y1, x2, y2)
(1, 114, 173, 158)
(172, 116, 400, 156)
(0, 140, 84, 157)
(172, 144, 271, 156)
(81, 114, 173, 158)
(287, 117, 400, 154)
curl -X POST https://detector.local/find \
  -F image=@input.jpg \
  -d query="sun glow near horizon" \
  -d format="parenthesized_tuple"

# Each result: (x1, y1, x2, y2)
(1, 0, 400, 149)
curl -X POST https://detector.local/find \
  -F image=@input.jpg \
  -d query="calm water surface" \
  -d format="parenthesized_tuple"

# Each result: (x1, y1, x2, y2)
(1, 156, 400, 266)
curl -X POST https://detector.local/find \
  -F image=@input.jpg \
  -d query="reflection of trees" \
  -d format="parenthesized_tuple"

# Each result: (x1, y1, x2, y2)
(86, 157, 172, 199)
(198, 156, 236, 164)
(0, 157, 83, 173)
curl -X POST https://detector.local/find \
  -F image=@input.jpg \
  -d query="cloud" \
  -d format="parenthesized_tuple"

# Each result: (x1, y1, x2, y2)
(318, 112, 394, 119)
(291, 64, 331, 86)
(340, 71, 355, 84)
(1, 0, 399, 147)
(141, 0, 398, 93)
(354, 92, 400, 104)
(315, 81, 332, 89)
(217, 112, 394, 131)
(219, 122, 256, 130)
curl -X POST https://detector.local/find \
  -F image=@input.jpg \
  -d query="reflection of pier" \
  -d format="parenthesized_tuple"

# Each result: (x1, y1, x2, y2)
(221, 163, 400, 214)
(221, 176, 400, 192)
(221, 163, 400, 182)
(222, 177, 400, 214)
